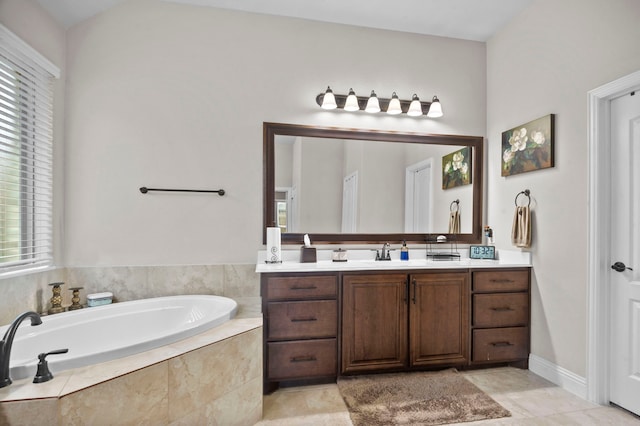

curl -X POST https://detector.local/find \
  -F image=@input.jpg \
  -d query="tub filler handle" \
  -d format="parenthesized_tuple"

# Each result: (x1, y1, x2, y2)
(33, 348, 69, 384)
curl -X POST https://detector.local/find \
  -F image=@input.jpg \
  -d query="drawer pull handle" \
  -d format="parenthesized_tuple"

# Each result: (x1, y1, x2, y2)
(290, 355, 317, 363)
(491, 307, 514, 312)
(290, 285, 317, 290)
(290, 317, 317, 322)
(490, 279, 514, 283)
(490, 341, 514, 347)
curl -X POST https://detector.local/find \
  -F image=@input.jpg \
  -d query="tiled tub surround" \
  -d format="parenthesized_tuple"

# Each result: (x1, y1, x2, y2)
(0, 317, 263, 425)
(0, 264, 261, 325)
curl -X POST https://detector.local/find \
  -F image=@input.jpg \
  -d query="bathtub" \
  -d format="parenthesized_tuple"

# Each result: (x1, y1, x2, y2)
(1, 295, 238, 381)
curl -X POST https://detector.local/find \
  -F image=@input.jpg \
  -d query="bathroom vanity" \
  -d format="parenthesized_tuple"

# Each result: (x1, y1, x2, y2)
(257, 251, 531, 393)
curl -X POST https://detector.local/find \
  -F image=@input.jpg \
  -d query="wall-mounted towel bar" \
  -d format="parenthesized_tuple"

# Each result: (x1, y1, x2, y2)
(515, 189, 530, 206)
(139, 187, 225, 196)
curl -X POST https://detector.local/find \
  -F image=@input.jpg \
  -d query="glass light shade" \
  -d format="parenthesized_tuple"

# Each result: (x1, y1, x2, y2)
(365, 90, 380, 113)
(321, 86, 337, 109)
(426, 96, 443, 118)
(344, 88, 359, 111)
(387, 92, 402, 115)
(407, 94, 422, 116)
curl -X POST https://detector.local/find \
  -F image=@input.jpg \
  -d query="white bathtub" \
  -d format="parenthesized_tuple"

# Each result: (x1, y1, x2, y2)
(1, 295, 238, 381)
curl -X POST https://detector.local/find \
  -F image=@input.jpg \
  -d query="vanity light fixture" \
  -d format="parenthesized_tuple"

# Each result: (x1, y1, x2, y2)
(387, 92, 402, 115)
(344, 88, 360, 111)
(316, 87, 443, 118)
(365, 90, 380, 113)
(320, 86, 337, 109)
(407, 94, 423, 117)
(426, 95, 443, 118)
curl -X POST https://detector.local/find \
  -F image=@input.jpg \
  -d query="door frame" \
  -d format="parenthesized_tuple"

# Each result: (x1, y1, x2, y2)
(587, 69, 640, 405)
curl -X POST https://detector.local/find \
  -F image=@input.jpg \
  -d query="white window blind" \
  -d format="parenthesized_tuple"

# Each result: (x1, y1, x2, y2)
(0, 25, 59, 275)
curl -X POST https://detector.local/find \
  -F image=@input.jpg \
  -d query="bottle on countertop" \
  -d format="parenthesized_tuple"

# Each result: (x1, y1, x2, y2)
(400, 240, 409, 261)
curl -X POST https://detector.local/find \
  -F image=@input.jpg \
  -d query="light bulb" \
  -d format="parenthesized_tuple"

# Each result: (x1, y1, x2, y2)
(407, 94, 422, 117)
(321, 86, 337, 109)
(344, 88, 359, 111)
(427, 95, 443, 118)
(387, 92, 402, 115)
(365, 90, 380, 113)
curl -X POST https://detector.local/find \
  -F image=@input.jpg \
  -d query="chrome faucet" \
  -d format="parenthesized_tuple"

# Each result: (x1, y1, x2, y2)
(375, 243, 391, 261)
(0, 311, 42, 388)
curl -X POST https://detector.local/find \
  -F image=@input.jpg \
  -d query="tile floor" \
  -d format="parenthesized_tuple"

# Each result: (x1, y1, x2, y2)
(256, 367, 640, 425)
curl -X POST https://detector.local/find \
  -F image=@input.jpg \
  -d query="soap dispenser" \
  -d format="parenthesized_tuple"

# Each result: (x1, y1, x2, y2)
(400, 241, 409, 261)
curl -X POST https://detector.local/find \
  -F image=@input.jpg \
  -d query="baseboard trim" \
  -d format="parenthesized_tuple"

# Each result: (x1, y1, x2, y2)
(528, 354, 588, 400)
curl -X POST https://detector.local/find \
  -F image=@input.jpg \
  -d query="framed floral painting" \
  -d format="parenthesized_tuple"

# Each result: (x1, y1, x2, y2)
(501, 114, 555, 176)
(442, 146, 471, 189)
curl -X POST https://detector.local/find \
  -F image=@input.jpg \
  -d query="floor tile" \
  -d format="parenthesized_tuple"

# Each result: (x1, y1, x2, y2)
(257, 368, 640, 425)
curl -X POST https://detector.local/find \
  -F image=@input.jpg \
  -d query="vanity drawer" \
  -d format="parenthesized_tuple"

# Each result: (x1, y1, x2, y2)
(265, 275, 337, 301)
(473, 293, 528, 327)
(267, 339, 337, 380)
(267, 300, 337, 340)
(472, 327, 528, 362)
(473, 270, 529, 292)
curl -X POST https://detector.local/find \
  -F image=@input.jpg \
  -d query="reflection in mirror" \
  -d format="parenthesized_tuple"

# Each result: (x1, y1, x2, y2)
(275, 137, 473, 234)
(264, 123, 483, 245)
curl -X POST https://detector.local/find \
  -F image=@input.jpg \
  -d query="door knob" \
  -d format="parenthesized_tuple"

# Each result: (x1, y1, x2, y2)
(611, 261, 633, 272)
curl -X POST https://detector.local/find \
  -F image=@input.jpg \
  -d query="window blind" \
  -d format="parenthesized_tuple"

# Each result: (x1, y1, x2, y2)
(0, 25, 59, 275)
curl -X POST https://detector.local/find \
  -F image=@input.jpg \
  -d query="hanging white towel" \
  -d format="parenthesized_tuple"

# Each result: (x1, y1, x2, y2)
(511, 205, 531, 248)
(448, 210, 460, 234)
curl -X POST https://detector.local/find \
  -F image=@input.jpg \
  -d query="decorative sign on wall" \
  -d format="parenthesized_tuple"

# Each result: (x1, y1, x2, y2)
(442, 147, 472, 189)
(501, 114, 555, 176)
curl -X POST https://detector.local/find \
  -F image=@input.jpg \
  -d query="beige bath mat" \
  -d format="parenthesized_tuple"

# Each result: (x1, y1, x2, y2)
(337, 369, 510, 425)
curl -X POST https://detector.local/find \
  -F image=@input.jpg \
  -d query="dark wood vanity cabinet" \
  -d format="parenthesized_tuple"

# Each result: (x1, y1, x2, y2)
(262, 273, 339, 392)
(341, 271, 469, 374)
(470, 269, 530, 367)
(261, 266, 530, 392)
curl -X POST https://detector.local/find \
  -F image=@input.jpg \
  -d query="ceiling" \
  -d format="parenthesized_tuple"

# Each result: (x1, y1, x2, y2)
(36, 0, 533, 42)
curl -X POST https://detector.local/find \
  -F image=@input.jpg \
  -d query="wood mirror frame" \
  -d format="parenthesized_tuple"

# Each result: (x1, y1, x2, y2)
(263, 122, 483, 245)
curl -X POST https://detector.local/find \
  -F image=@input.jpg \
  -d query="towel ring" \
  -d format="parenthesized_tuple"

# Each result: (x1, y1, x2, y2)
(450, 199, 460, 212)
(515, 189, 531, 207)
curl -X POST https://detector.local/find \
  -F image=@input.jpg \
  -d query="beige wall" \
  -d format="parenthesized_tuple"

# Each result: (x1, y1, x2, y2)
(63, 0, 486, 266)
(486, 0, 640, 378)
(10, 0, 637, 388)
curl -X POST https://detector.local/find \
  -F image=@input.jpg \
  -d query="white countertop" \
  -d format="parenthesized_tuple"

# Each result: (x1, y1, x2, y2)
(256, 248, 531, 273)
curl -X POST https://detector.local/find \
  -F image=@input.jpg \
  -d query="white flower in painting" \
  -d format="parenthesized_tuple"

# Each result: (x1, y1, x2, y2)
(531, 131, 546, 145)
(452, 152, 464, 170)
(508, 128, 528, 152)
(461, 163, 468, 176)
(444, 161, 451, 173)
(503, 149, 514, 163)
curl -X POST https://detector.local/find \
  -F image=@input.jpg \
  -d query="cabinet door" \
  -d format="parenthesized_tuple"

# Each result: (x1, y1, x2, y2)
(342, 274, 408, 374)
(410, 272, 469, 367)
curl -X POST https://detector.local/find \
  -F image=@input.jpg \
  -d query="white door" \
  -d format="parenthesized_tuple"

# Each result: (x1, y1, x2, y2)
(609, 90, 640, 415)
(342, 172, 358, 233)
(405, 159, 432, 233)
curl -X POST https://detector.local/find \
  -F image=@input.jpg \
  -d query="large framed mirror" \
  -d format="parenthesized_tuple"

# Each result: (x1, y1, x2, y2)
(264, 122, 483, 245)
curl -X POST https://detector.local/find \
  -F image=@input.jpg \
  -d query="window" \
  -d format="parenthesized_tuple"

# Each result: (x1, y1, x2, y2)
(0, 25, 59, 275)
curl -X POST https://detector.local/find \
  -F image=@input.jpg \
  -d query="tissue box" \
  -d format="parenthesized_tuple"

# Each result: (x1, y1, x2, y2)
(300, 246, 317, 263)
(87, 292, 113, 307)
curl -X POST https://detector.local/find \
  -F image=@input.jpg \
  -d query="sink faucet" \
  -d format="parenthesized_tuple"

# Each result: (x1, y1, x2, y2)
(375, 243, 391, 261)
(0, 311, 42, 388)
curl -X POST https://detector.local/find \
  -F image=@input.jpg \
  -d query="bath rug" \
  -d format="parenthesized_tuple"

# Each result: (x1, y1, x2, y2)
(337, 369, 510, 425)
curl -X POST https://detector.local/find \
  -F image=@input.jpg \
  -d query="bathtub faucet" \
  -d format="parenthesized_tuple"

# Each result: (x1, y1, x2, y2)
(0, 311, 42, 388)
